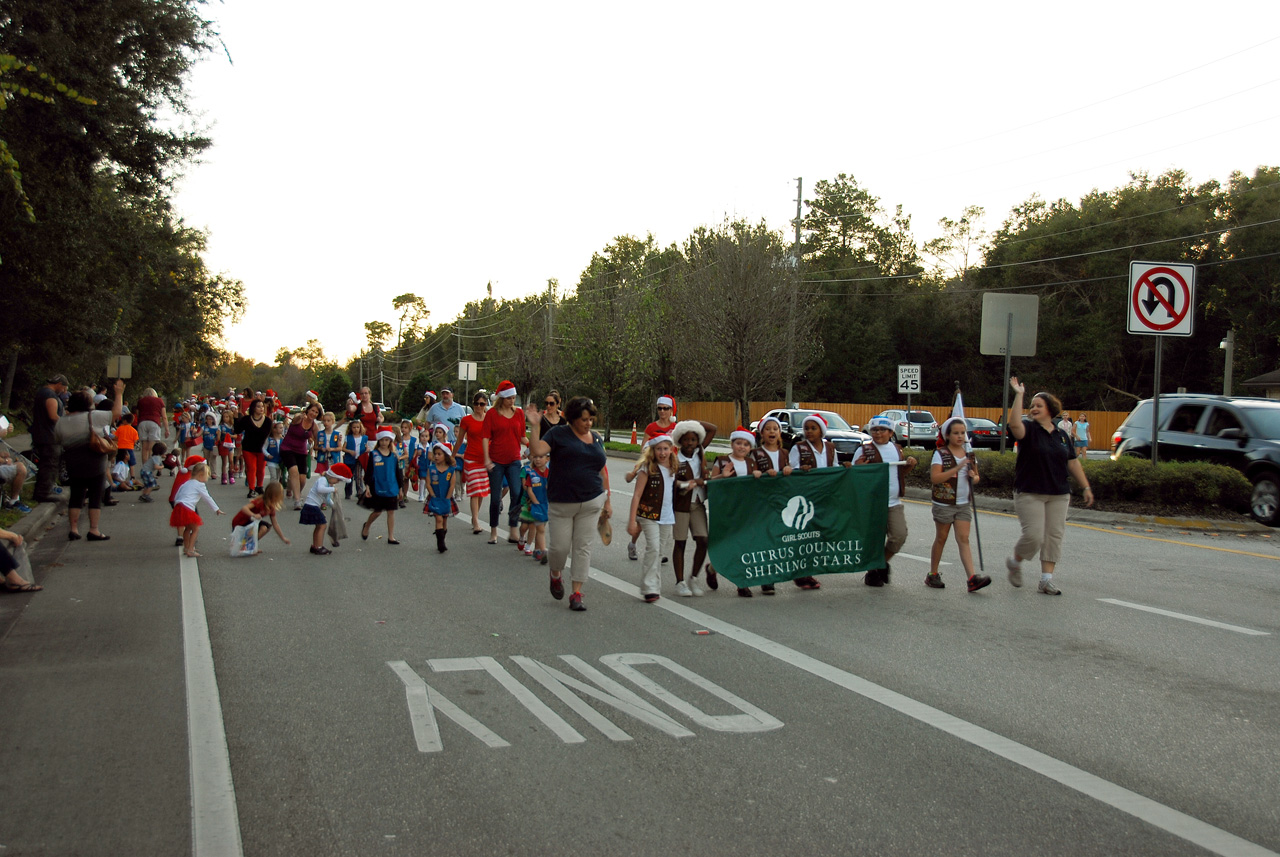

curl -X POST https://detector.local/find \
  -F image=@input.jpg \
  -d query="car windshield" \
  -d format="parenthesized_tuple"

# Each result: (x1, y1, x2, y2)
(799, 411, 853, 432)
(908, 411, 934, 423)
(967, 418, 998, 429)
(1240, 405, 1280, 439)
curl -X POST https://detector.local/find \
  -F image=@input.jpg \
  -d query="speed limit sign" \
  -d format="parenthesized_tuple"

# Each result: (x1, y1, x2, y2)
(898, 365, 920, 394)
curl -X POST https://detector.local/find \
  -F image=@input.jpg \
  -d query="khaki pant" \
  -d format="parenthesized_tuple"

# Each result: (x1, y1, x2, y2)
(1014, 492, 1069, 564)
(638, 518, 674, 596)
(549, 493, 606, 583)
(885, 504, 908, 560)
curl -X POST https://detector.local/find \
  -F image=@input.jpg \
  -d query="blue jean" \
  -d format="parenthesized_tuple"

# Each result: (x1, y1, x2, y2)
(488, 460, 523, 529)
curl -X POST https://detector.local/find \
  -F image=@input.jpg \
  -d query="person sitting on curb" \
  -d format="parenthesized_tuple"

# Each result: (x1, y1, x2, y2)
(0, 527, 42, 592)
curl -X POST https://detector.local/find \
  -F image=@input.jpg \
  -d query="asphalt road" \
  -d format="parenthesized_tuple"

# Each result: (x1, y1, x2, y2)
(1, 457, 1277, 856)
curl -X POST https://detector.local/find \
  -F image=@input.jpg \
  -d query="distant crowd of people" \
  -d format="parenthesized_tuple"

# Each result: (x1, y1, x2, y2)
(5, 374, 1093, 606)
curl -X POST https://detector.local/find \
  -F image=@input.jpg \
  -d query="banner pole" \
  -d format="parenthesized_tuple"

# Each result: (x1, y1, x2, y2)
(954, 382, 984, 574)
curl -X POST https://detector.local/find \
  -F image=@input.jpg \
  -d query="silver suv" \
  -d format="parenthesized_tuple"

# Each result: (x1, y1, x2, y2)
(874, 409, 939, 446)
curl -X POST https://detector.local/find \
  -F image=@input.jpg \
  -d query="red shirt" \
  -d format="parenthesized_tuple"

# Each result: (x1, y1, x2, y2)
(645, 420, 676, 440)
(457, 414, 487, 464)
(358, 402, 381, 438)
(481, 407, 526, 465)
(232, 496, 276, 530)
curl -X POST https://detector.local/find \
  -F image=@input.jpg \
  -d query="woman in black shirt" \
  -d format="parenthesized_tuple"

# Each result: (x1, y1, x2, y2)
(526, 396, 612, 612)
(1005, 377, 1093, 595)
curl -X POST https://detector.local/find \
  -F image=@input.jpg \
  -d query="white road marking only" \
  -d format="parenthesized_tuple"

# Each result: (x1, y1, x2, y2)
(587, 567, 1278, 857)
(1098, 598, 1271, 636)
(180, 551, 245, 857)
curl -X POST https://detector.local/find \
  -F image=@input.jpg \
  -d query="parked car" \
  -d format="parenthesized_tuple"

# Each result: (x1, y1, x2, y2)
(874, 409, 939, 446)
(1110, 393, 1280, 525)
(964, 417, 1008, 450)
(754, 409, 870, 463)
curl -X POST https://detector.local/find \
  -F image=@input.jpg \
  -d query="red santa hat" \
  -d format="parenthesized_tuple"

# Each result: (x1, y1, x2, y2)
(423, 390, 437, 401)
(645, 433, 673, 448)
(496, 380, 517, 399)
(180, 454, 205, 473)
(375, 428, 396, 441)
(305, 390, 319, 402)
(656, 395, 676, 414)
(729, 427, 755, 444)
(802, 413, 828, 436)
(327, 463, 353, 483)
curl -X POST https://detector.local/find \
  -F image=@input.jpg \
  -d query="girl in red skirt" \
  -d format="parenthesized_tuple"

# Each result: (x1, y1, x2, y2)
(170, 461, 224, 557)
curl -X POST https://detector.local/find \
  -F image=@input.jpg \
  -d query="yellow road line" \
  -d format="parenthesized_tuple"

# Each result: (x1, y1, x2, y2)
(904, 498, 1280, 561)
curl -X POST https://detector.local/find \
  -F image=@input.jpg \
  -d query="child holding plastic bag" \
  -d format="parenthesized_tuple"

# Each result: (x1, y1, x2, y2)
(230, 482, 290, 555)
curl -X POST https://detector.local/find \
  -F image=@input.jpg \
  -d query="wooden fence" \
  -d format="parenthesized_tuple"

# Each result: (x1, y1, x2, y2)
(656, 401, 1128, 451)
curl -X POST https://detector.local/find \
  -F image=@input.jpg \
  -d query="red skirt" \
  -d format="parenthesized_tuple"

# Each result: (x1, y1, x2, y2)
(170, 505, 203, 528)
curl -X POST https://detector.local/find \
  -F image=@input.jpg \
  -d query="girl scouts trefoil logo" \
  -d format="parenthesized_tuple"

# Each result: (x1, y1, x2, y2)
(781, 495, 816, 530)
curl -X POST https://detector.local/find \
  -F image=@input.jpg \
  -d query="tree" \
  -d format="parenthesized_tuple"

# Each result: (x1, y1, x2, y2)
(315, 369, 353, 417)
(364, 320, 392, 352)
(392, 293, 430, 347)
(680, 220, 811, 425)
(922, 205, 988, 286)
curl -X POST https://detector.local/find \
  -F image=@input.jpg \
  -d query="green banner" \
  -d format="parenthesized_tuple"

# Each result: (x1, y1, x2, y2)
(706, 465, 889, 588)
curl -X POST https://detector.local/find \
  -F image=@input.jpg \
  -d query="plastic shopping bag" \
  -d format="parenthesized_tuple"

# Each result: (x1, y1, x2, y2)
(229, 523, 258, 558)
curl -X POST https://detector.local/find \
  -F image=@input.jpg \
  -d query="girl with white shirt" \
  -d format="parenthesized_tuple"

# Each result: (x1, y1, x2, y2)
(627, 435, 679, 602)
(927, 417, 990, 592)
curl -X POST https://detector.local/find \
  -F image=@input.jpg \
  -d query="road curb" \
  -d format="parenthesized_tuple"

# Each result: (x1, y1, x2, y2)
(8, 500, 63, 544)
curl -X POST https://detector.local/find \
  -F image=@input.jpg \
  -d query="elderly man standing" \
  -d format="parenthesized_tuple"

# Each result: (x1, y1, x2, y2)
(425, 387, 468, 444)
(32, 373, 69, 503)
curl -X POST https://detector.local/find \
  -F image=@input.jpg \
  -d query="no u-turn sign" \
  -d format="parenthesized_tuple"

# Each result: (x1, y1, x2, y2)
(1128, 261, 1195, 336)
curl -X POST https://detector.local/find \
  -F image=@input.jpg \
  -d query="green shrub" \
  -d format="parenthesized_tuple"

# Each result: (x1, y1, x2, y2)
(1083, 456, 1150, 502)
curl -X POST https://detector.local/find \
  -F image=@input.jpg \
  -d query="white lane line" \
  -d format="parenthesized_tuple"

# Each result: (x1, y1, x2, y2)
(892, 552, 950, 566)
(180, 551, 245, 857)
(587, 567, 1278, 857)
(1098, 599, 1271, 636)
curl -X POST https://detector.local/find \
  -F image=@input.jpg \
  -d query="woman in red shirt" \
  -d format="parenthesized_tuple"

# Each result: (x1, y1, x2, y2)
(456, 391, 490, 534)
(481, 380, 526, 544)
(356, 387, 382, 438)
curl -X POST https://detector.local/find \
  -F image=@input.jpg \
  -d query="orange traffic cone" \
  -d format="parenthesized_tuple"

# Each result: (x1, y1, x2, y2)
(630, 421, 637, 444)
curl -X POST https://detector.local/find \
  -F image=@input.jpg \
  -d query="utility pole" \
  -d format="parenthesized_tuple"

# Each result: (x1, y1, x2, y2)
(546, 278, 555, 368)
(785, 177, 802, 407)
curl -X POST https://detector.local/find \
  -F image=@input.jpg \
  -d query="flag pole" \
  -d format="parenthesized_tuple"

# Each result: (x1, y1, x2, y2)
(954, 382, 985, 573)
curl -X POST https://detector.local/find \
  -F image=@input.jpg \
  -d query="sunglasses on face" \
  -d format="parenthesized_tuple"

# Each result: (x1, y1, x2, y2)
(545, 401, 557, 406)
(657, 406, 671, 411)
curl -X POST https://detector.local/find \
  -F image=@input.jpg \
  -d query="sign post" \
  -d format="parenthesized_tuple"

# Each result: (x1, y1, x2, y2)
(1127, 261, 1196, 466)
(458, 360, 477, 405)
(980, 294, 1039, 453)
(898, 365, 920, 434)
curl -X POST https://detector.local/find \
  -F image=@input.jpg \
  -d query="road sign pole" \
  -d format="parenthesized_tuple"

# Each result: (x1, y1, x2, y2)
(999, 313, 1013, 454)
(1152, 336, 1162, 467)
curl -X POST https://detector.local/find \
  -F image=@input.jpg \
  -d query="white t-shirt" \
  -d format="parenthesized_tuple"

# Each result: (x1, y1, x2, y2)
(853, 442, 903, 507)
(930, 449, 970, 506)
(729, 457, 749, 478)
(678, 452, 705, 504)
(788, 440, 835, 469)
(658, 468, 676, 525)
(112, 461, 129, 483)
(761, 447, 782, 473)
(304, 478, 335, 508)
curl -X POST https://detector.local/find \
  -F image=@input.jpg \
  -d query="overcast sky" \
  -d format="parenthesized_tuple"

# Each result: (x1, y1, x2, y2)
(172, 1, 1280, 365)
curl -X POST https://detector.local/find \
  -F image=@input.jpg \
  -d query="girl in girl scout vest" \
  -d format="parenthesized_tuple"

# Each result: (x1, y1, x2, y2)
(853, 416, 917, 587)
(708, 428, 764, 598)
(670, 419, 718, 594)
(626, 434, 678, 602)
(755, 416, 823, 592)
(788, 414, 841, 471)
(787, 414, 850, 591)
(927, 417, 991, 593)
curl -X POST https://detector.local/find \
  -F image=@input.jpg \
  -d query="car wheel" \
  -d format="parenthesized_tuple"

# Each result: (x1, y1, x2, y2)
(1250, 475, 1280, 526)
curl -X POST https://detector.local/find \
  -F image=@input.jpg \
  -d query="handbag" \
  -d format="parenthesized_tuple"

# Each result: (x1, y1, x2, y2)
(88, 423, 118, 456)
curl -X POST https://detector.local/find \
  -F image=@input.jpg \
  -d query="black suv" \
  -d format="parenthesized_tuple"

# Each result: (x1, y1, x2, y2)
(754, 409, 871, 463)
(1110, 394, 1280, 525)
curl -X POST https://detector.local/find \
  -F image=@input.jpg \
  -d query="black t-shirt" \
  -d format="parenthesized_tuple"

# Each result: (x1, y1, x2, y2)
(33, 386, 62, 445)
(234, 414, 272, 454)
(1014, 418, 1076, 495)
(542, 424, 607, 504)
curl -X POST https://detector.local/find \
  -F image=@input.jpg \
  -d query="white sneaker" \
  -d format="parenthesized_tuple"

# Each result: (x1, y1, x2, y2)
(627, 542, 638, 561)
(1037, 579, 1061, 595)
(1006, 555, 1023, 588)
(675, 581, 693, 597)
(688, 578, 705, 596)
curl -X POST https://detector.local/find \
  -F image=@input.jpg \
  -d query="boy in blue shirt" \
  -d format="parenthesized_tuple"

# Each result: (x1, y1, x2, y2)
(520, 440, 550, 564)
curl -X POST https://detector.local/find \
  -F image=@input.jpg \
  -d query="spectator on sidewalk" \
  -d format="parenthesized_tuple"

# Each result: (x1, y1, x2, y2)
(135, 387, 169, 449)
(32, 373, 68, 502)
(0, 527, 41, 592)
(56, 380, 125, 541)
(426, 388, 468, 444)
